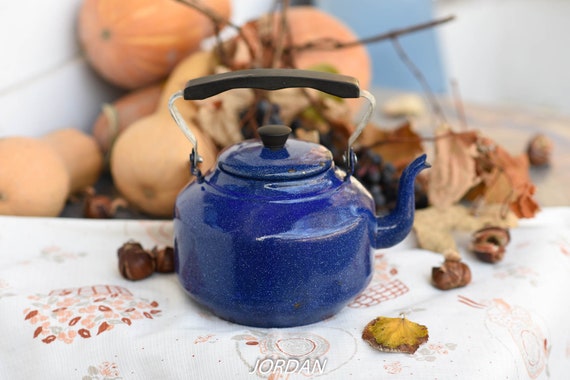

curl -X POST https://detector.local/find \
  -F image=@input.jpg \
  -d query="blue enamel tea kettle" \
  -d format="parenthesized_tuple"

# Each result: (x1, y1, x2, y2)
(168, 69, 429, 327)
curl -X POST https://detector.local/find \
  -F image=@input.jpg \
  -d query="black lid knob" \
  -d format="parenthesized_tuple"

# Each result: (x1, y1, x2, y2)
(258, 125, 292, 150)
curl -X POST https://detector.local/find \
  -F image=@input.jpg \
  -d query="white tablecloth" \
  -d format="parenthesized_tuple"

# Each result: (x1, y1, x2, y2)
(1, 208, 569, 379)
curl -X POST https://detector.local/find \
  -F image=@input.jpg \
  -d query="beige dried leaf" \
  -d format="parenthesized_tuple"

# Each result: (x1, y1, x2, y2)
(358, 121, 424, 170)
(427, 125, 480, 209)
(194, 67, 254, 148)
(413, 204, 518, 253)
(294, 128, 320, 143)
(268, 88, 311, 124)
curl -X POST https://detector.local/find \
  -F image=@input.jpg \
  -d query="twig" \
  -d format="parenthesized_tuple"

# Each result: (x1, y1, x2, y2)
(362, 128, 470, 150)
(174, 0, 256, 66)
(291, 15, 455, 52)
(272, 0, 290, 67)
(175, 0, 234, 29)
(451, 79, 468, 129)
(390, 37, 447, 126)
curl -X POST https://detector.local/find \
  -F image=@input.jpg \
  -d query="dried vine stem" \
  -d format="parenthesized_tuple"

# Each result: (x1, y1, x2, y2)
(174, 0, 256, 66)
(282, 13, 455, 128)
(451, 79, 468, 129)
(290, 15, 455, 53)
(362, 128, 470, 150)
(272, 0, 291, 67)
(390, 37, 447, 126)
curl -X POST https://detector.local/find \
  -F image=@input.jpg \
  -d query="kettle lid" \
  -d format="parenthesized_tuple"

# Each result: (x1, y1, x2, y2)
(218, 125, 333, 180)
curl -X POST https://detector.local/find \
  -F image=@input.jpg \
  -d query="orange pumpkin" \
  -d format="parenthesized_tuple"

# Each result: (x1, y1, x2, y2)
(284, 6, 372, 92)
(230, 6, 371, 114)
(78, 0, 231, 89)
(235, 6, 371, 92)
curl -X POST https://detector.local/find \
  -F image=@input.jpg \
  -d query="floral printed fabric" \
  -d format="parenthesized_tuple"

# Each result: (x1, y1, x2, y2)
(24, 285, 161, 344)
(0, 209, 569, 379)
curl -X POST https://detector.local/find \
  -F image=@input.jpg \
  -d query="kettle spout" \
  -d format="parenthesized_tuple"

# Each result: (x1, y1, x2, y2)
(373, 154, 430, 249)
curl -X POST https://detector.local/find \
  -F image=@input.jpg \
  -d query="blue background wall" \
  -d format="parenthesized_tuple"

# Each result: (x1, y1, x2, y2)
(315, 0, 448, 93)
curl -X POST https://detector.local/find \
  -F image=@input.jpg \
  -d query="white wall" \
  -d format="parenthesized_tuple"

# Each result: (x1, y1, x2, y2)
(0, 0, 123, 138)
(0, 0, 273, 138)
(434, 0, 570, 114)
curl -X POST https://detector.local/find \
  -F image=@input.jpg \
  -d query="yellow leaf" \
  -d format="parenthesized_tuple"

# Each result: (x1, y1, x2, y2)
(362, 315, 429, 354)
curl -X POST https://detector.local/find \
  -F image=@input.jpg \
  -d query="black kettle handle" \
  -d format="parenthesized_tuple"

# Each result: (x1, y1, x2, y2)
(182, 68, 361, 100)
(169, 68, 375, 178)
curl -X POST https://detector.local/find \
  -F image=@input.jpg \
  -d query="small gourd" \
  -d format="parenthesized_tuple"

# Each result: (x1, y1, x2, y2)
(0, 137, 70, 217)
(109, 50, 219, 217)
(92, 83, 163, 155)
(42, 128, 104, 195)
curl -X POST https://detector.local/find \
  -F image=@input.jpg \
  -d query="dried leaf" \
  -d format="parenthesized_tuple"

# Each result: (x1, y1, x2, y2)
(294, 128, 320, 143)
(359, 121, 424, 170)
(362, 315, 429, 354)
(476, 137, 540, 218)
(510, 182, 540, 218)
(268, 88, 311, 125)
(194, 67, 254, 148)
(413, 204, 518, 253)
(427, 125, 480, 209)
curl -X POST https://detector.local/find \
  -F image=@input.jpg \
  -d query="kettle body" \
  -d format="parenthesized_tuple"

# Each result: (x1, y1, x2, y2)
(174, 138, 376, 327)
(169, 69, 429, 327)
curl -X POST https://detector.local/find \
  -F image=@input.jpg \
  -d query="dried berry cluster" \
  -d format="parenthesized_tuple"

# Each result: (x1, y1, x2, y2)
(117, 241, 175, 281)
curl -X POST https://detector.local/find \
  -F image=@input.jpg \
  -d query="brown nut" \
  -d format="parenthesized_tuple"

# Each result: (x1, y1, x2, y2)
(527, 134, 553, 167)
(84, 193, 128, 219)
(470, 226, 510, 263)
(432, 251, 471, 290)
(84, 194, 114, 218)
(118, 241, 155, 280)
(151, 246, 175, 273)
